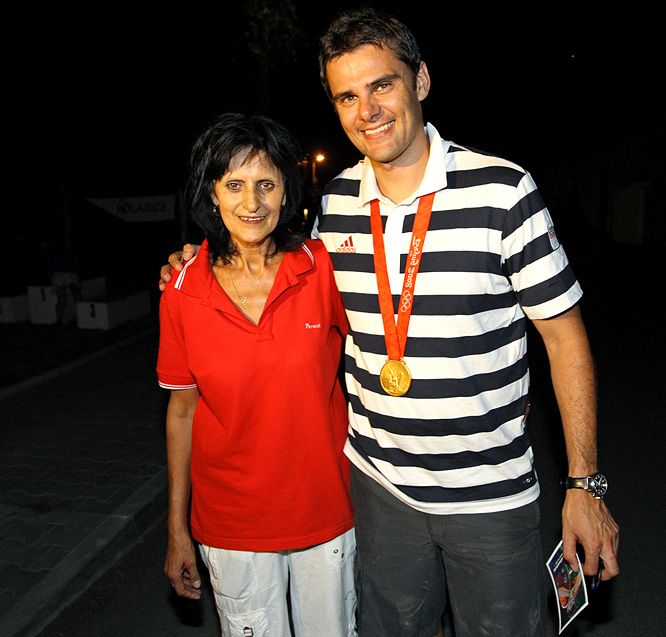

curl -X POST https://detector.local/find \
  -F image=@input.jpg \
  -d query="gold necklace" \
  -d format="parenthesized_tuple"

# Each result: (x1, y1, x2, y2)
(227, 269, 260, 312)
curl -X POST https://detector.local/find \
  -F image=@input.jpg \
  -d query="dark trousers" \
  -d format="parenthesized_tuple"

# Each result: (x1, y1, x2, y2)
(351, 466, 548, 637)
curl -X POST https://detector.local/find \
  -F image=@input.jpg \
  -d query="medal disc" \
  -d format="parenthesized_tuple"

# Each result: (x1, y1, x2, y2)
(379, 359, 412, 396)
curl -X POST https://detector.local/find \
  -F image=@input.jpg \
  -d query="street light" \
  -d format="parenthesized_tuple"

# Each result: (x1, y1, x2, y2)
(311, 152, 325, 185)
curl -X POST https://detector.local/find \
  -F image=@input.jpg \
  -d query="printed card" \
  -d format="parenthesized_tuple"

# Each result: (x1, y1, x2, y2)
(547, 540, 589, 634)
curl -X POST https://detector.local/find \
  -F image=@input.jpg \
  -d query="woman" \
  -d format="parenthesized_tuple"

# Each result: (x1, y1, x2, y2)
(157, 113, 355, 636)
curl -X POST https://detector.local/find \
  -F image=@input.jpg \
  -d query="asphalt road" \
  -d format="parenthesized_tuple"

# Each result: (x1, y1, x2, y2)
(33, 514, 220, 637)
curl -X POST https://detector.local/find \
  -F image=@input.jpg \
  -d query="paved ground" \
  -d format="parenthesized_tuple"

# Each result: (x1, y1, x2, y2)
(0, 312, 171, 637)
(1, 240, 664, 636)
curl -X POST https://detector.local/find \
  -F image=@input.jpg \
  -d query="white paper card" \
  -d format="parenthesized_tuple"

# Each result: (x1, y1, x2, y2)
(546, 540, 589, 634)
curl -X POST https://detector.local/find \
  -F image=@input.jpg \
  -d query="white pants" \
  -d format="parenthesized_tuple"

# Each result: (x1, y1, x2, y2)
(199, 529, 356, 637)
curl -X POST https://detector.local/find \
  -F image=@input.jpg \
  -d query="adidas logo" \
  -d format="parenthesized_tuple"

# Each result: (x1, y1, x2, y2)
(336, 236, 356, 253)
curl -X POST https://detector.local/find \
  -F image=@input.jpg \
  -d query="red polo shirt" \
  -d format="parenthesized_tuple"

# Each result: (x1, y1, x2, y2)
(157, 239, 353, 551)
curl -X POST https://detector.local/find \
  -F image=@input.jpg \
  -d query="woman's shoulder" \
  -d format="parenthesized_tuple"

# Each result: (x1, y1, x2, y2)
(162, 240, 211, 297)
(288, 238, 334, 274)
(301, 238, 328, 258)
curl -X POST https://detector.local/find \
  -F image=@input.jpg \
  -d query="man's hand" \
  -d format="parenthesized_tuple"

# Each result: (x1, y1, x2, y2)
(562, 489, 620, 582)
(164, 530, 202, 600)
(158, 244, 199, 291)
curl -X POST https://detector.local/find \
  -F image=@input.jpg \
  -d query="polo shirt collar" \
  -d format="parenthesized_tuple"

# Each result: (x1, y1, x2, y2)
(358, 122, 449, 207)
(274, 241, 316, 287)
(175, 239, 315, 306)
(171, 240, 211, 298)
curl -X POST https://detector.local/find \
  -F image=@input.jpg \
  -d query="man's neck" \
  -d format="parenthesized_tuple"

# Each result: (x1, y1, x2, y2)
(371, 129, 431, 204)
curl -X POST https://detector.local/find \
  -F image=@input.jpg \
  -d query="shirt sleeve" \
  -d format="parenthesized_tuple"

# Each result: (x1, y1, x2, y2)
(501, 172, 583, 319)
(156, 287, 197, 390)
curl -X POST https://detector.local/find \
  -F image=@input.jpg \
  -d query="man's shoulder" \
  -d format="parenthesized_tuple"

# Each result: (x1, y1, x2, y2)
(444, 140, 532, 191)
(321, 159, 364, 198)
(447, 141, 528, 174)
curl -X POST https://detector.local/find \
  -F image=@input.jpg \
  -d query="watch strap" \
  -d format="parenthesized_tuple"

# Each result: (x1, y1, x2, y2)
(564, 472, 607, 499)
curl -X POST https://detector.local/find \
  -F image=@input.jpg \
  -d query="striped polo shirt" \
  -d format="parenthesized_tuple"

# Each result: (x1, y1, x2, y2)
(314, 123, 583, 515)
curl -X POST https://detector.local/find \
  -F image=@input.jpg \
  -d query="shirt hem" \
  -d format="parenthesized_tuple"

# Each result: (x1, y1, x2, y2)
(345, 445, 540, 515)
(191, 519, 354, 552)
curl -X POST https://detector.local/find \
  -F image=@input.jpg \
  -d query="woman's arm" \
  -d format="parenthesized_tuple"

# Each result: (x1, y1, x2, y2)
(163, 387, 202, 599)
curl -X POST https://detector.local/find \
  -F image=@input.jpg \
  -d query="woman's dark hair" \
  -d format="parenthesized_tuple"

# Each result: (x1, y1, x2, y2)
(186, 113, 304, 263)
(318, 7, 422, 100)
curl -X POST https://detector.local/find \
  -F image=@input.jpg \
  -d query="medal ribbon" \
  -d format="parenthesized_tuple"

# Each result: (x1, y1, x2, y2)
(369, 192, 435, 361)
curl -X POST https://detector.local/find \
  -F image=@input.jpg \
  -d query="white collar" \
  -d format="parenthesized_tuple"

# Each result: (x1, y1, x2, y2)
(359, 122, 450, 207)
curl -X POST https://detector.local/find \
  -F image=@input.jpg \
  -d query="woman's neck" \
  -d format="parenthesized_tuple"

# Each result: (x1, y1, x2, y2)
(229, 239, 275, 273)
(213, 238, 283, 325)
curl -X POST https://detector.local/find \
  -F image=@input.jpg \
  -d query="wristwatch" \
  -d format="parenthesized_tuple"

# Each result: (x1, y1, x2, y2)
(564, 473, 608, 499)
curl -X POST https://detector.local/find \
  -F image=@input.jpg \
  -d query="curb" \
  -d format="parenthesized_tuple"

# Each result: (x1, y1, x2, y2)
(0, 470, 167, 637)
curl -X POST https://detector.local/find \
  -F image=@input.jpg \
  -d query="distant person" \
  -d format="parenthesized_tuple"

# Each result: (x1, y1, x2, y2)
(44, 239, 82, 325)
(156, 113, 356, 636)
(159, 8, 619, 636)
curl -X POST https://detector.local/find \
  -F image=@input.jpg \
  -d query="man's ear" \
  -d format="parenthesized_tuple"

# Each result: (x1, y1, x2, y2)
(416, 61, 431, 102)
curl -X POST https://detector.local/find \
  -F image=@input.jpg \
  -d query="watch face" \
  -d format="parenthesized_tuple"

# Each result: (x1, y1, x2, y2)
(590, 473, 608, 497)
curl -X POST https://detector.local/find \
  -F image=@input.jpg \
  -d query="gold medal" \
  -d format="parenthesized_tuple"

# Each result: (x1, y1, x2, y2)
(379, 359, 412, 397)
(370, 193, 434, 399)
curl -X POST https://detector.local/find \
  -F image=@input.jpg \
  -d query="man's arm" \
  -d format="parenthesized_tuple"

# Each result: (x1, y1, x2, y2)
(532, 304, 620, 581)
(158, 244, 200, 291)
(164, 387, 202, 599)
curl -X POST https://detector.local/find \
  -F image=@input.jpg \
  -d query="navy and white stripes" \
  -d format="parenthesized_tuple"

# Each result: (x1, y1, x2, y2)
(315, 124, 582, 514)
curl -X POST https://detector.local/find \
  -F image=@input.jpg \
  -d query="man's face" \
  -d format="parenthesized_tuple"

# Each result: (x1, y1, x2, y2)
(326, 44, 430, 167)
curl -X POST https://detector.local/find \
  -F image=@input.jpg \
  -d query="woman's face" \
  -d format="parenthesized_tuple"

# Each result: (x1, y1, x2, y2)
(212, 149, 286, 250)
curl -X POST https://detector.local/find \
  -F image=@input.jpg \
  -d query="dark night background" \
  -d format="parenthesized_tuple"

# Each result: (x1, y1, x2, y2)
(1, 4, 664, 635)
(2, 1, 663, 294)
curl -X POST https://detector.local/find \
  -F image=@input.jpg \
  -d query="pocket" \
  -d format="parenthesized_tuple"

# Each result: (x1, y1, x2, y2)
(223, 610, 271, 637)
(200, 545, 260, 599)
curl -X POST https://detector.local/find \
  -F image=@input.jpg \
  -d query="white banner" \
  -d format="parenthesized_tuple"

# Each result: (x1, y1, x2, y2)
(88, 195, 175, 222)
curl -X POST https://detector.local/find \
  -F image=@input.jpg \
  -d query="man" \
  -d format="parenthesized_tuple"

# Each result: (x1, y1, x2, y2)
(160, 8, 619, 636)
